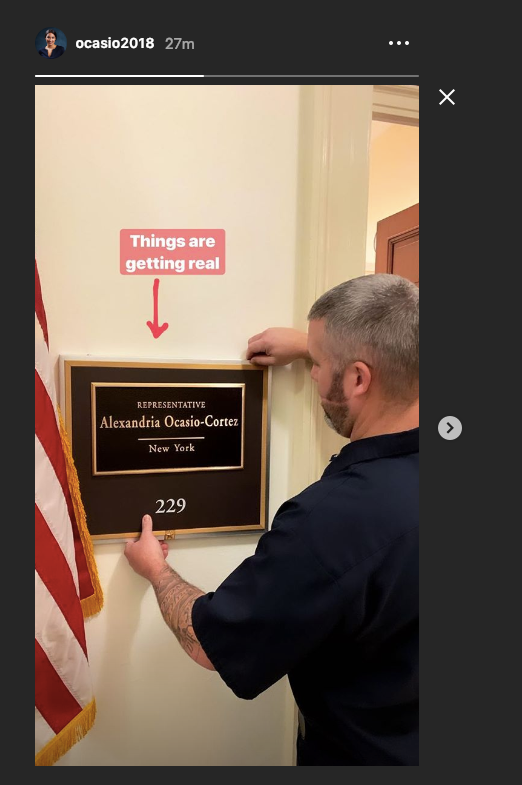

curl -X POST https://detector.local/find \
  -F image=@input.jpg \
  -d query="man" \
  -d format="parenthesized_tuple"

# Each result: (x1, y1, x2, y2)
(124, 273, 419, 766)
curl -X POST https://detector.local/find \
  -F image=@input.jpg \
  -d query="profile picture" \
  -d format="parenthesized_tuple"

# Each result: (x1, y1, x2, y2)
(35, 27, 67, 59)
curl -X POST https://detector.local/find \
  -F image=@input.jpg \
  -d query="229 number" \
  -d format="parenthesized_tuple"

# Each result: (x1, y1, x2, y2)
(155, 498, 186, 514)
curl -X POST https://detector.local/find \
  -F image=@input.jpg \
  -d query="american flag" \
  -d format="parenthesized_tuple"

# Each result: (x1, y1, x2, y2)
(35, 260, 103, 766)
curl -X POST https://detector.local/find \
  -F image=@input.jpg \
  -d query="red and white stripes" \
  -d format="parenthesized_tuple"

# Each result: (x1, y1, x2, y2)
(35, 261, 95, 764)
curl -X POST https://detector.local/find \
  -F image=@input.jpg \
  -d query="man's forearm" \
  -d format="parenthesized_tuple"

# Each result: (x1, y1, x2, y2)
(151, 563, 215, 671)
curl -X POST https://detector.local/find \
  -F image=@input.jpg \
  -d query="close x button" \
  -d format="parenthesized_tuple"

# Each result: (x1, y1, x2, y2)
(439, 89, 455, 105)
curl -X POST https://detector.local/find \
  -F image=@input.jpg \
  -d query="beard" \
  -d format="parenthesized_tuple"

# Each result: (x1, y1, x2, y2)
(321, 371, 354, 438)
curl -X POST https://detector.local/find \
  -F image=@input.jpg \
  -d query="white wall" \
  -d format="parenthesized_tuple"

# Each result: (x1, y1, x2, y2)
(365, 121, 419, 273)
(36, 84, 299, 766)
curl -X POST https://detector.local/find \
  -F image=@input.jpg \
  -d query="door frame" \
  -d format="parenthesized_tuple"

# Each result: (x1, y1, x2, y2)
(376, 203, 419, 275)
(292, 84, 419, 492)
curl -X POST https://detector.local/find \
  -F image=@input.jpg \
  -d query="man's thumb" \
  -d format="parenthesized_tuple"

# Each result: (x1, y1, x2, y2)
(142, 513, 153, 533)
(249, 354, 274, 367)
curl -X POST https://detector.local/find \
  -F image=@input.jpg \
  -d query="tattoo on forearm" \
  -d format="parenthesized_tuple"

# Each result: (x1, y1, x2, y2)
(152, 563, 205, 658)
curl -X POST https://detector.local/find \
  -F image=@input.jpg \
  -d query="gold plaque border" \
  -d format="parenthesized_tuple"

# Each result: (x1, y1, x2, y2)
(63, 360, 269, 539)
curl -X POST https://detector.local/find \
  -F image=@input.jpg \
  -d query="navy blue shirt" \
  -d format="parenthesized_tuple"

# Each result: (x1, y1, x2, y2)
(192, 428, 419, 765)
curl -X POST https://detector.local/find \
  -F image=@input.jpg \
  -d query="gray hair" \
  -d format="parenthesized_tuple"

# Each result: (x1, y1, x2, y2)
(308, 274, 419, 402)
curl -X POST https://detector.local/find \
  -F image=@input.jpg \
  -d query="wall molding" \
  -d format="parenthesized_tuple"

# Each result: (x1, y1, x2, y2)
(373, 84, 419, 126)
(291, 85, 373, 494)
(282, 84, 375, 765)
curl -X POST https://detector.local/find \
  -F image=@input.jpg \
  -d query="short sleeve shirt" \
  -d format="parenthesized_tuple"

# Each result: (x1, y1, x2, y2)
(192, 428, 419, 765)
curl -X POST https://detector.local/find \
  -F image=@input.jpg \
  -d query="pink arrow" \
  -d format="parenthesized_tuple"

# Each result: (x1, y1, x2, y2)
(146, 278, 169, 339)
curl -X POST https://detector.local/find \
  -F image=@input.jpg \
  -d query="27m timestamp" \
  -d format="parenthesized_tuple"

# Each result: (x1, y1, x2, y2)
(165, 38, 195, 49)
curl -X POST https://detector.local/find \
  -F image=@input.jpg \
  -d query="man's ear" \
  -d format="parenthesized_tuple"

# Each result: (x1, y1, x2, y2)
(344, 361, 372, 398)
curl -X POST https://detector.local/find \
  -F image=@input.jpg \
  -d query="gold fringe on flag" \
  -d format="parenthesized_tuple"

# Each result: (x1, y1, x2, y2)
(35, 699, 97, 766)
(58, 409, 104, 618)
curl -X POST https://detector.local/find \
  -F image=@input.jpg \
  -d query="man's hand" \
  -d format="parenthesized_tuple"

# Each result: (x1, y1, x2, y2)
(246, 328, 309, 366)
(125, 515, 215, 671)
(124, 514, 169, 583)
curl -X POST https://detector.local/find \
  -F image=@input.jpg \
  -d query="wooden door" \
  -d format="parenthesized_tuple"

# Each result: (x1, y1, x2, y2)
(375, 203, 419, 286)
